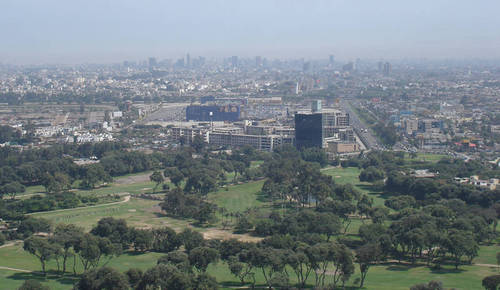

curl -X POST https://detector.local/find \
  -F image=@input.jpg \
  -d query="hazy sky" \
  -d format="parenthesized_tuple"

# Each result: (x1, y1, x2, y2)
(2, 0, 500, 64)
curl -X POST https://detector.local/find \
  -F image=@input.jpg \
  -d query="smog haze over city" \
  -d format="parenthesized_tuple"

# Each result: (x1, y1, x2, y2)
(1, 1, 500, 290)
(2, 0, 500, 64)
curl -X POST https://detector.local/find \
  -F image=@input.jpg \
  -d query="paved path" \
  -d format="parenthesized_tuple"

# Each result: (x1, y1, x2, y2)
(27, 194, 131, 216)
(0, 241, 21, 248)
(0, 266, 31, 273)
(475, 263, 500, 268)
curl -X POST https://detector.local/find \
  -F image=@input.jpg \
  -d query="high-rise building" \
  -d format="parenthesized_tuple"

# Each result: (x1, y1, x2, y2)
(342, 62, 354, 72)
(312, 100, 322, 112)
(329, 55, 335, 65)
(295, 107, 350, 149)
(377, 61, 384, 72)
(295, 113, 323, 148)
(148, 57, 157, 69)
(383, 62, 392, 76)
(231, 56, 238, 67)
(186, 53, 191, 68)
(302, 61, 311, 72)
(255, 56, 262, 67)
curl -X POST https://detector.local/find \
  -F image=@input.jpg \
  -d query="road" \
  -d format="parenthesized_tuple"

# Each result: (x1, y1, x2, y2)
(340, 99, 381, 150)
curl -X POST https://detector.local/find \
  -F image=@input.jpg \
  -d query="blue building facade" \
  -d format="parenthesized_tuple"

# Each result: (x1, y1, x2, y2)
(186, 105, 240, 121)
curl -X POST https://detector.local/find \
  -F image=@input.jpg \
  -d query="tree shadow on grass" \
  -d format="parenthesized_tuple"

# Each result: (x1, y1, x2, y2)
(256, 191, 271, 203)
(8, 271, 79, 285)
(385, 263, 418, 271)
(430, 267, 466, 274)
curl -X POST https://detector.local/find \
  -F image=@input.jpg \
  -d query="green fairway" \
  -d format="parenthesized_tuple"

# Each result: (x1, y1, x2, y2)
(322, 167, 387, 207)
(1, 236, 498, 289)
(407, 153, 448, 164)
(0, 243, 164, 290)
(209, 180, 266, 213)
(29, 197, 191, 231)
(475, 245, 500, 265)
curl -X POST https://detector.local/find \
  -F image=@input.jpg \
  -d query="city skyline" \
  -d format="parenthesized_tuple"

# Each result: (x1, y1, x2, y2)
(2, 0, 500, 64)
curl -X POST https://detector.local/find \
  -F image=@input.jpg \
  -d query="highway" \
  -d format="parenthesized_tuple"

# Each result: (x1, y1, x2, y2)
(340, 99, 382, 150)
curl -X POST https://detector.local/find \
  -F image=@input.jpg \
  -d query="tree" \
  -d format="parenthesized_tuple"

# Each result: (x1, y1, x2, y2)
(483, 275, 500, 290)
(179, 228, 204, 253)
(189, 247, 219, 273)
(51, 224, 84, 274)
(164, 168, 184, 188)
(496, 252, 500, 270)
(232, 161, 246, 183)
(356, 243, 382, 288)
(75, 234, 101, 271)
(17, 280, 50, 290)
(125, 268, 143, 288)
(75, 234, 121, 271)
(369, 206, 389, 224)
(248, 247, 286, 290)
(131, 229, 153, 252)
(158, 251, 191, 273)
(234, 215, 253, 233)
(446, 230, 478, 269)
(42, 173, 71, 194)
(410, 280, 444, 290)
(359, 166, 385, 182)
(74, 267, 130, 290)
(228, 255, 254, 286)
(193, 273, 219, 290)
(385, 195, 416, 210)
(17, 217, 51, 238)
(137, 264, 192, 290)
(23, 236, 61, 275)
(150, 171, 164, 193)
(191, 135, 206, 153)
(194, 203, 217, 225)
(152, 227, 182, 253)
(285, 244, 315, 288)
(90, 217, 131, 250)
(0, 181, 25, 199)
(80, 164, 111, 189)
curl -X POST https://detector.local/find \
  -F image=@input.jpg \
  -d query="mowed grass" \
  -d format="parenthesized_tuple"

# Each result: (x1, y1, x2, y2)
(29, 197, 190, 231)
(209, 180, 266, 213)
(322, 167, 387, 207)
(22, 172, 159, 199)
(0, 241, 497, 290)
(408, 153, 448, 163)
(475, 245, 500, 265)
(0, 243, 163, 290)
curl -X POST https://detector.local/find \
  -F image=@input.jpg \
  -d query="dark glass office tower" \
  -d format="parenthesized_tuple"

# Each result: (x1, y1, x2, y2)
(295, 113, 323, 148)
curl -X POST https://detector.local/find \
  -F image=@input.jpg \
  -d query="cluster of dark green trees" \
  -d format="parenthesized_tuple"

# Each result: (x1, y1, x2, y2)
(0, 125, 24, 144)
(19, 217, 222, 290)
(158, 148, 267, 224)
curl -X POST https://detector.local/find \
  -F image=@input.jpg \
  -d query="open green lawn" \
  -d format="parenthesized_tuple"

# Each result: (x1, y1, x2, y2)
(0, 243, 164, 290)
(322, 167, 387, 207)
(29, 197, 191, 231)
(209, 180, 266, 213)
(6, 162, 496, 289)
(407, 153, 448, 164)
(22, 171, 160, 199)
(74, 180, 158, 197)
(475, 245, 500, 265)
(1, 240, 495, 290)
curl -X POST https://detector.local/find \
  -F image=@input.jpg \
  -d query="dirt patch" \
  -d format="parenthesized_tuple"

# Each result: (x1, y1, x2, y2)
(114, 173, 151, 185)
(202, 228, 263, 243)
(147, 205, 163, 214)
